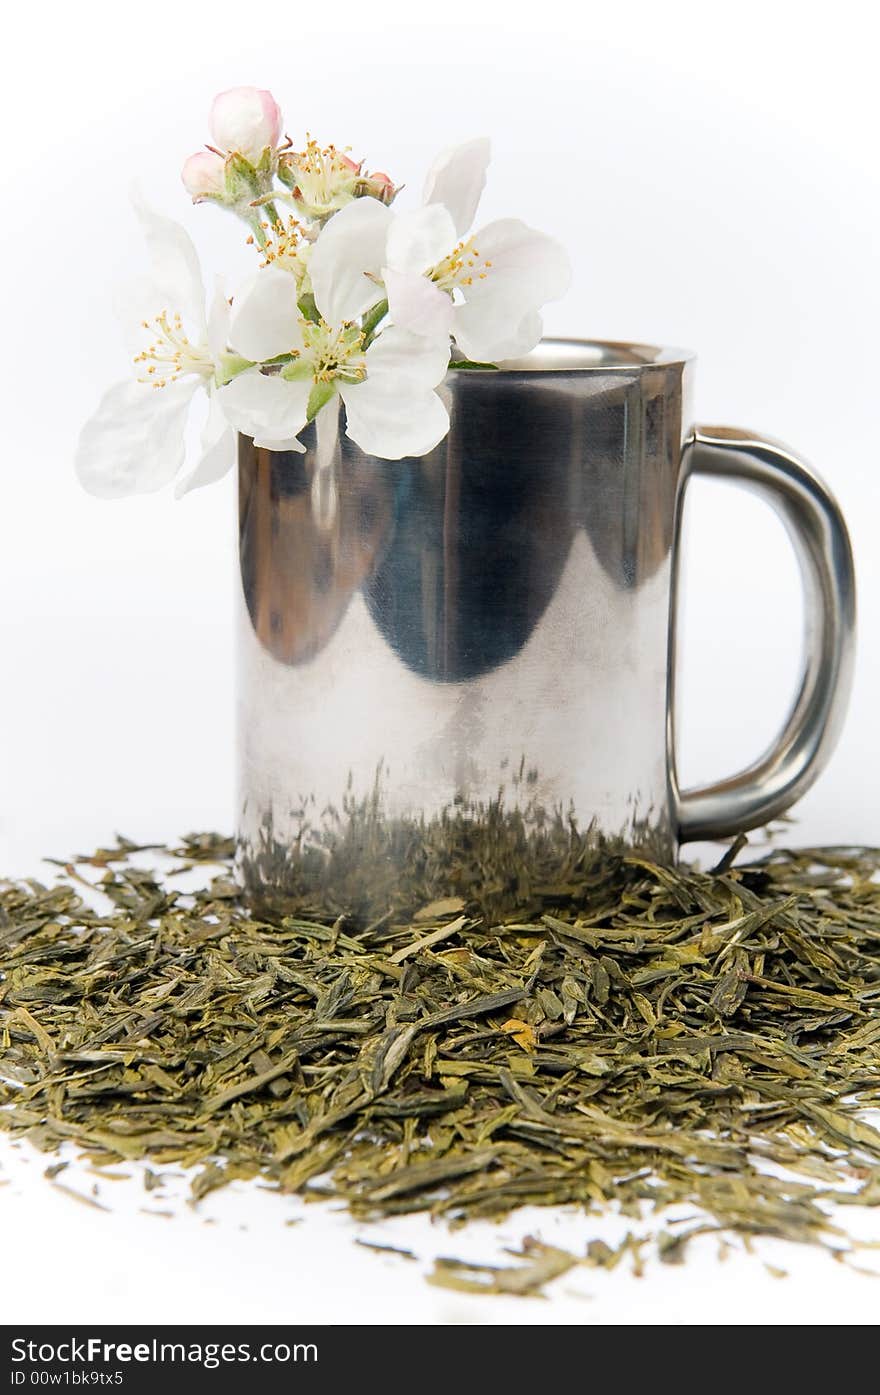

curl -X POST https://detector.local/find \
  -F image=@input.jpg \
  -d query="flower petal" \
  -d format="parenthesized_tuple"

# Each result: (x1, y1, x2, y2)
(365, 325, 450, 391)
(181, 150, 226, 200)
(206, 277, 231, 362)
(422, 137, 490, 237)
(229, 268, 304, 362)
(308, 197, 393, 326)
(453, 302, 544, 363)
(450, 219, 572, 361)
(384, 267, 454, 341)
(131, 187, 207, 334)
(340, 378, 449, 460)
(76, 378, 197, 498)
(175, 389, 237, 497)
(113, 274, 167, 358)
(218, 369, 310, 444)
(253, 435, 306, 453)
(502, 309, 544, 361)
(464, 218, 572, 305)
(385, 204, 456, 276)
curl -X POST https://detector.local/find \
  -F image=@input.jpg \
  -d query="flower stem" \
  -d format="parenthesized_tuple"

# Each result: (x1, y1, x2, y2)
(307, 380, 337, 422)
(245, 211, 270, 249)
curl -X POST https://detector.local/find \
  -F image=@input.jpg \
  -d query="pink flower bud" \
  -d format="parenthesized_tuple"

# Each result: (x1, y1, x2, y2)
(339, 153, 362, 174)
(181, 150, 227, 201)
(209, 87, 283, 165)
(364, 170, 397, 205)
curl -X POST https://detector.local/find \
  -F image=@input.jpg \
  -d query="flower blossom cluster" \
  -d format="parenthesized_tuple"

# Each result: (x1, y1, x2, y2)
(77, 87, 571, 498)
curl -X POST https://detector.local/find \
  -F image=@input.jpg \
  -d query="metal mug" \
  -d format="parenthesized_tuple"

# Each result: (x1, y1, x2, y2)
(236, 339, 855, 900)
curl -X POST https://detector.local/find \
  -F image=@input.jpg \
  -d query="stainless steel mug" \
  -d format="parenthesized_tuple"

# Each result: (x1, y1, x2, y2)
(236, 339, 855, 904)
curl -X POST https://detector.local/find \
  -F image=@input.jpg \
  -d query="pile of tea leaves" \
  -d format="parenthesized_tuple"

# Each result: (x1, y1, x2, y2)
(2, 829, 880, 1282)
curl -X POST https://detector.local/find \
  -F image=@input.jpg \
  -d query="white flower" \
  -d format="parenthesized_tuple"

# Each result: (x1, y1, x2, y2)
(295, 141, 570, 361)
(209, 86, 283, 166)
(259, 216, 313, 292)
(277, 140, 397, 223)
(76, 196, 238, 498)
(219, 200, 450, 460)
(278, 140, 360, 221)
(386, 139, 571, 361)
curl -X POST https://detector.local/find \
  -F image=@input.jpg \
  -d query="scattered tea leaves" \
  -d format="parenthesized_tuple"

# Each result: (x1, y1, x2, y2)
(3, 827, 880, 1288)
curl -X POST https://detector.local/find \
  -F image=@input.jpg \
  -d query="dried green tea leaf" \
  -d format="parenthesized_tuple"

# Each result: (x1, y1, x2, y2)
(354, 1239, 418, 1260)
(389, 917, 467, 963)
(428, 1240, 577, 1297)
(413, 899, 467, 923)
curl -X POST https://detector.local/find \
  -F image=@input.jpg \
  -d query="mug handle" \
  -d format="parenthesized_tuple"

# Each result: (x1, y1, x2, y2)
(672, 425, 856, 843)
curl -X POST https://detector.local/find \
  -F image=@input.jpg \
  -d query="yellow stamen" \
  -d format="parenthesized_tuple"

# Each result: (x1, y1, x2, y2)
(430, 237, 494, 294)
(133, 310, 213, 387)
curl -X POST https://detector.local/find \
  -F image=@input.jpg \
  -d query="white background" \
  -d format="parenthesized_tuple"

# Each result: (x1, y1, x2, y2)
(1, 0, 878, 1325)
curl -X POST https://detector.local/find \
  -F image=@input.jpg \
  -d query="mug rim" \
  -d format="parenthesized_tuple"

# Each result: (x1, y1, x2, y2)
(452, 336, 695, 374)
